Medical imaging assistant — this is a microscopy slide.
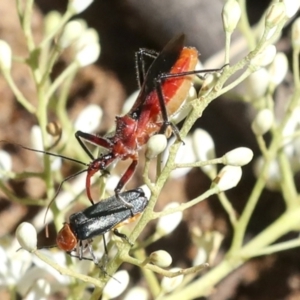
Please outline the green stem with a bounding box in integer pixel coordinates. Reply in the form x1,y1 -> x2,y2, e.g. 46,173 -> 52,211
240,207 -> 300,257
2,71 -> 35,113
238,0 -> 256,49
217,192 -> 237,226
229,137 -> 278,253
277,150 -> 299,209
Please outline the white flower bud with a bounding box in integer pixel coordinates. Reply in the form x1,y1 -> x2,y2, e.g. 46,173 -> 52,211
265,2 -> 286,28
282,107 -> 300,157
124,287 -> 148,300
146,134 -> 167,159
75,28 -> 99,50
74,104 -> 103,132
122,90 -> 140,115
251,108 -> 274,135
68,0 -> 94,14
149,250 -> 172,267
199,73 -> 219,97
72,27 -> 100,67
211,166 -> 242,192
292,17 -> 300,49
222,0 -> 241,33
105,175 -> 121,193
253,156 -> 281,191
59,20 -> 86,48
162,136 -> 196,178
251,45 -> 276,68
76,42 -> 100,67
0,40 -> 12,70
103,270 -> 129,299
16,222 -> 37,251
192,128 -> 216,177
193,247 -> 207,266
0,150 -> 12,179
44,11 -> 62,35
30,125 -> 44,152
157,202 -> 183,235
161,268 -> 184,293
268,52 -> 288,85
222,147 -> 253,166
50,157 -> 62,171
283,0 -> 300,18
171,86 -> 196,124
244,68 -> 270,99
25,279 -> 51,300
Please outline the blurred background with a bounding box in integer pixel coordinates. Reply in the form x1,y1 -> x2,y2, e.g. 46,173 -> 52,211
1,0 -> 300,299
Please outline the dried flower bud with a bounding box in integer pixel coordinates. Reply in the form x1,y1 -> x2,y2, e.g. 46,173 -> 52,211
161,268 -> 184,293
68,0 -> 94,14
251,108 -> 274,135
211,166 -> 242,192
222,147 -> 253,166
103,270 -> 129,298
74,104 -> 103,132
292,17 -> 300,49
149,250 -> 172,267
265,2 -> 286,28
157,203 -> 182,235
0,40 -> 12,70
222,0 -> 241,33
16,222 -> 37,251
46,121 -> 62,137
146,134 -> 167,159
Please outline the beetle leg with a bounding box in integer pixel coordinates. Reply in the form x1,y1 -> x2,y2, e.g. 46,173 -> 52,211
113,228 -> 133,246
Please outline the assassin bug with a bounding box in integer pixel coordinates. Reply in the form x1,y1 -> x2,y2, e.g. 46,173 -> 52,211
2,34 -> 222,212
75,33 -> 224,207
56,188 -> 148,263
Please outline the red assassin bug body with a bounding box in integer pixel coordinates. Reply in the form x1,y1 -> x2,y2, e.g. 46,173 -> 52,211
76,34 -> 199,205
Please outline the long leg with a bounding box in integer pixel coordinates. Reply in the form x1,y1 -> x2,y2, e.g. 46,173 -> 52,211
154,65 -> 227,139
135,48 -> 159,88
44,168 -> 89,229
158,65 -> 228,81
114,159 -> 138,208
154,77 -> 182,140
75,131 -> 113,160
